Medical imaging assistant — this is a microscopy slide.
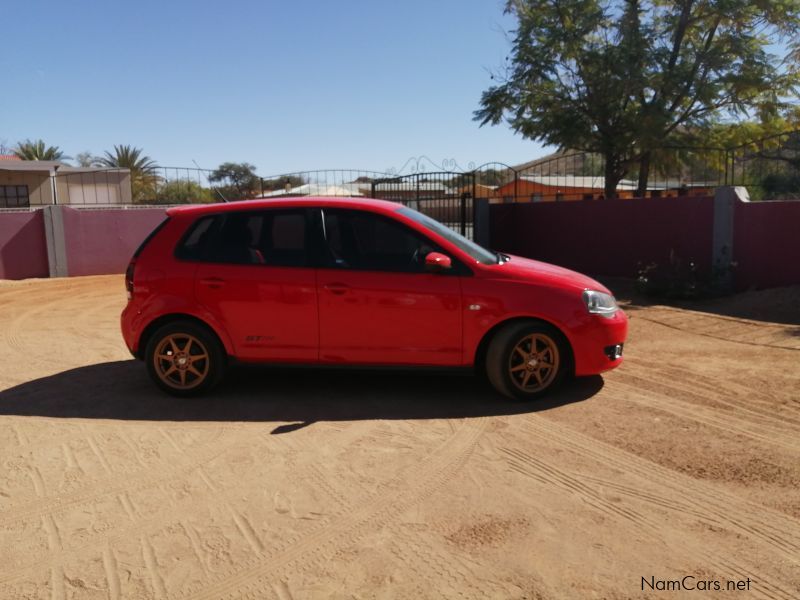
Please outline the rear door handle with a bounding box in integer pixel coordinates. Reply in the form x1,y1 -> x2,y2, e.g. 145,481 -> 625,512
200,277 -> 226,290
323,283 -> 349,295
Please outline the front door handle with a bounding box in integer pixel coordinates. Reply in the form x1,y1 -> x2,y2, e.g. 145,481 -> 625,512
323,283 -> 349,295
200,277 -> 226,290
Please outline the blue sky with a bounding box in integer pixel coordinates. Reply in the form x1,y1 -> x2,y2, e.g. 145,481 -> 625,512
2,0 -> 546,175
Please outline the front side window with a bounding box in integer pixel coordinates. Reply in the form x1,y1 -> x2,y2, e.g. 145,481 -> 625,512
322,209 -> 439,273
397,206 -> 496,265
177,209 -> 309,267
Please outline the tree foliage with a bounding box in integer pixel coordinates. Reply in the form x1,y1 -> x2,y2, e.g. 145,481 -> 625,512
209,162 -> 261,199
154,180 -> 216,204
13,139 -> 67,161
261,175 -> 305,192
74,151 -> 95,168
97,145 -> 158,172
476,0 -> 800,198
97,145 -> 159,203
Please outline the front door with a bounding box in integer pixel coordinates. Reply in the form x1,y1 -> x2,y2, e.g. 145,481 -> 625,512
316,208 -> 462,366
193,208 -> 318,362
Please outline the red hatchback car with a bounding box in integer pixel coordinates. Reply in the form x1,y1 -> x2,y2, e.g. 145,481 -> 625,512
121,198 -> 627,399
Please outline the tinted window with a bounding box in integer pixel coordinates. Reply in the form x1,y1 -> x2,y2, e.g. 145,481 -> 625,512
177,210 -> 309,266
322,210 -> 438,273
175,216 -> 214,260
397,207 -> 496,265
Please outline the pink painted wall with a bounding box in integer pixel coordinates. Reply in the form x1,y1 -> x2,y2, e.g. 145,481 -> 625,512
733,200 -> 800,290
62,207 -> 167,276
0,211 -> 49,279
489,196 -> 715,278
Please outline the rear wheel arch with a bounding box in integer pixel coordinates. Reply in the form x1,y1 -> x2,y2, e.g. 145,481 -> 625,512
137,313 -> 230,360
473,316 -> 575,375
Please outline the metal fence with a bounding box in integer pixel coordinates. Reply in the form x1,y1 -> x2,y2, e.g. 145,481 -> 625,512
53,166 -> 219,207
727,131 -> 800,200
19,132 -> 800,215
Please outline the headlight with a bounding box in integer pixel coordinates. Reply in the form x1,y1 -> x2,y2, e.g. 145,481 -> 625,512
582,290 -> 618,318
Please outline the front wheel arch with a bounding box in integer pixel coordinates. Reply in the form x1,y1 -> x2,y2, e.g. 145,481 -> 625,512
473,317 -> 575,376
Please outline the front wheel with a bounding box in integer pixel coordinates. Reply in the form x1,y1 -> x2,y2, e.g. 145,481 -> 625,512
144,321 -> 225,396
485,322 -> 568,400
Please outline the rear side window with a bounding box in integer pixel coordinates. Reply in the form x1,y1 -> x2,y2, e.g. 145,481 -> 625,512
175,216 -> 215,261
176,210 -> 310,267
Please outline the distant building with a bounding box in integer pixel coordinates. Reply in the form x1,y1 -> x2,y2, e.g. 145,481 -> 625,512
494,175 -> 714,202
259,183 -> 364,198
0,161 -> 132,207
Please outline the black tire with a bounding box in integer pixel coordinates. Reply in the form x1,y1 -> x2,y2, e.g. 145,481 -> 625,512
485,321 -> 568,400
144,320 -> 226,397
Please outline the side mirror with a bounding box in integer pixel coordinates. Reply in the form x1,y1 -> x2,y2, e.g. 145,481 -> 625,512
424,252 -> 452,272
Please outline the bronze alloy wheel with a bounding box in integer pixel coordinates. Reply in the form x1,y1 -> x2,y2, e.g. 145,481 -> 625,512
153,333 -> 211,391
507,333 -> 560,393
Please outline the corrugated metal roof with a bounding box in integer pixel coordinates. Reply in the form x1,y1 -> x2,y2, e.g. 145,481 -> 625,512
518,175 -> 715,191
519,175 -> 640,190
0,161 -> 130,175
260,183 -> 364,197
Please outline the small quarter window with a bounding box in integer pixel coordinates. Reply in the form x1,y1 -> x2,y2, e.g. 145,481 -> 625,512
175,216 -> 216,261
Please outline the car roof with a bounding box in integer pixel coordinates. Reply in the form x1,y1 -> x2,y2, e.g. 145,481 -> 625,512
165,196 -> 404,218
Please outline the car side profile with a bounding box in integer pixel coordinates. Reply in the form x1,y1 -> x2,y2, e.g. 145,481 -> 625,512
121,197 -> 627,400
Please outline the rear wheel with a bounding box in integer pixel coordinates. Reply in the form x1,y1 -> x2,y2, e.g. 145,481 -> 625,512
145,321 -> 225,396
486,322 -> 567,400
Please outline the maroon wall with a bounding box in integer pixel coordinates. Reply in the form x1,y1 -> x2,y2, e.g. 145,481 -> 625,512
490,197 -> 715,278
0,211 -> 49,279
733,201 -> 800,290
62,207 -> 167,276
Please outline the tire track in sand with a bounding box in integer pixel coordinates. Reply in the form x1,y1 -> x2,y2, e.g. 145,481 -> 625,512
500,439 -> 796,600
180,418 -> 488,600
520,415 -> 800,561
608,375 -> 800,452
0,420 -> 380,587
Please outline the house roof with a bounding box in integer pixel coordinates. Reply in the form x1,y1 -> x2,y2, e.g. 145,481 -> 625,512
260,183 -> 364,198
0,155 -> 22,161
0,160 -> 66,173
517,175 -> 717,191
518,175 -> 641,190
370,181 -> 448,192
0,161 -> 130,176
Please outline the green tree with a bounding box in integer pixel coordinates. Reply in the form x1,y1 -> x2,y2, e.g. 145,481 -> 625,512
97,144 -> 158,172
209,162 -> 260,199
476,1 -> 800,198
97,145 -> 159,203
154,180 -> 216,204
74,151 -> 96,167
13,139 -> 67,161
261,174 -> 305,192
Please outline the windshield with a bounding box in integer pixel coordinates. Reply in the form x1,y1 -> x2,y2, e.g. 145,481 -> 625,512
397,206 -> 497,264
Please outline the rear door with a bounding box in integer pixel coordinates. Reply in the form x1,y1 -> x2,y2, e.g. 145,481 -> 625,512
190,208 -> 318,362
316,208 -> 463,366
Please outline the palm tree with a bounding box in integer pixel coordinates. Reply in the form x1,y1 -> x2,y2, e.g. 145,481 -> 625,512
98,145 -> 160,203
97,145 -> 158,173
13,139 -> 67,161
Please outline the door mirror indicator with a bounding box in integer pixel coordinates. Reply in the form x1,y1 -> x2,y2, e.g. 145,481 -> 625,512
424,252 -> 452,271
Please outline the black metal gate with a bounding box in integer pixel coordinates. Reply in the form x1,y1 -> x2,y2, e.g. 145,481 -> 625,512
370,171 -> 476,239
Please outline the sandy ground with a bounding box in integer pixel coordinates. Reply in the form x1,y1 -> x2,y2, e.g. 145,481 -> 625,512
0,275 -> 798,600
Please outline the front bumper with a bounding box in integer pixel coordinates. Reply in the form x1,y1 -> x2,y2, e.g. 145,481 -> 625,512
570,310 -> 628,376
